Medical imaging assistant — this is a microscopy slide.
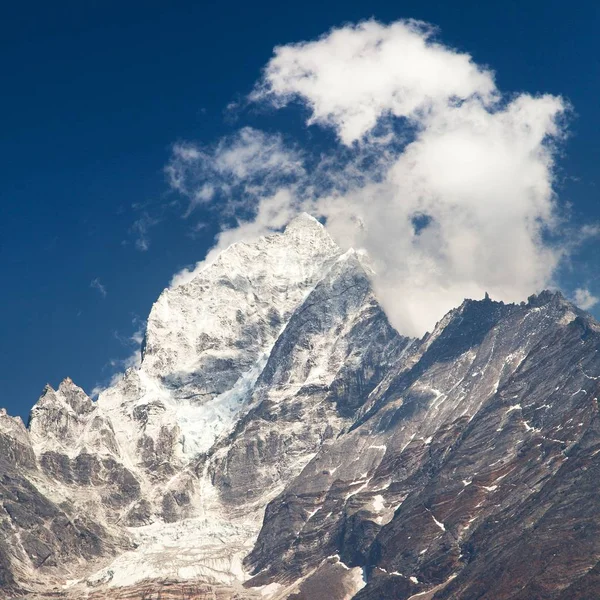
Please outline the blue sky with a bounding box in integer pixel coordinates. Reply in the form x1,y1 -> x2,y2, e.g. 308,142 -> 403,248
1,0 -> 599,421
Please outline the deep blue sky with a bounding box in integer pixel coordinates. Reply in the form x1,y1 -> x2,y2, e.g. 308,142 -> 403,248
1,0 -> 598,421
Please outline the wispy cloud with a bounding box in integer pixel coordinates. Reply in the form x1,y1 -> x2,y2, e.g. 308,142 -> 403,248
166,127 -> 305,218
131,211 -> 161,251
90,278 -> 107,298
163,19 -> 584,336
573,288 -> 599,310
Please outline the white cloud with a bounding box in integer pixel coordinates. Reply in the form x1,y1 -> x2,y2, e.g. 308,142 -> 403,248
252,20 -> 497,145
573,288 -> 599,311
167,19 -> 575,337
90,278 -> 107,298
166,127 -> 304,217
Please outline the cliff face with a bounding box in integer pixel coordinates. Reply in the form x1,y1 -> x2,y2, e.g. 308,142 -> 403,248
2,215 -> 600,599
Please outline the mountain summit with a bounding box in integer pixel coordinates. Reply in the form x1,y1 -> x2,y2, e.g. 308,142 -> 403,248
1,215 -> 599,599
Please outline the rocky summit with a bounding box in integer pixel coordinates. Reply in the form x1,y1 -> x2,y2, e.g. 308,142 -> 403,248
2,213 -> 600,599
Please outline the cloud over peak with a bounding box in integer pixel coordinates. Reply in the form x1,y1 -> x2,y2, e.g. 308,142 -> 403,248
167,19 -> 576,336
166,127 -> 304,217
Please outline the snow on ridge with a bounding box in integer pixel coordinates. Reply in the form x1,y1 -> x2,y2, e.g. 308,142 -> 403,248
141,212 -> 342,382
81,513 -> 255,589
92,213 -> 346,466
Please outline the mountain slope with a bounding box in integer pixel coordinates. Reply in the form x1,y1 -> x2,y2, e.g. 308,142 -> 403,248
1,215 -> 599,599
245,293 -> 600,599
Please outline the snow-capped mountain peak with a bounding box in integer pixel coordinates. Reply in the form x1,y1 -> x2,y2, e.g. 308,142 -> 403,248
3,216 -> 600,600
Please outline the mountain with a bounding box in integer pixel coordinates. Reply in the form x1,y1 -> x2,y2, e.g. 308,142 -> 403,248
1,213 -> 600,599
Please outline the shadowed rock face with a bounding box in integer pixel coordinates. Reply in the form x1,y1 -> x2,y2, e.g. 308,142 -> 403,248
2,216 -> 600,599
0,410 -> 130,598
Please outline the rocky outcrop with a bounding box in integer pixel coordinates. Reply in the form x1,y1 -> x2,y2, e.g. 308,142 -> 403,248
0,409 -> 130,599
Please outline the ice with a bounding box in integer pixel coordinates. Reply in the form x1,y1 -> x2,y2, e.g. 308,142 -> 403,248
175,353 -> 269,458
84,509 -> 261,589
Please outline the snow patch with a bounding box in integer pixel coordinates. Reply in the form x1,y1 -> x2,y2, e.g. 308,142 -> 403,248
371,495 -> 385,512
431,514 -> 446,531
